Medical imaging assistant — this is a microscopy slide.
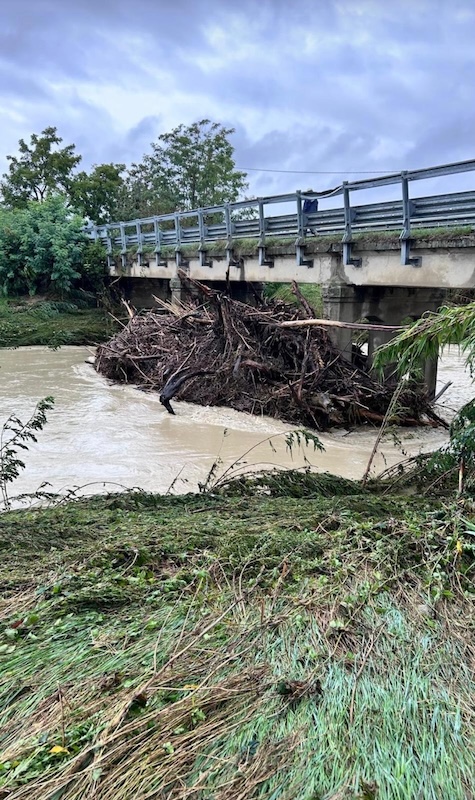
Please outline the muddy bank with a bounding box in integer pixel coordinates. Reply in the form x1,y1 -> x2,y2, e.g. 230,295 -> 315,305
0,297 -> 115,348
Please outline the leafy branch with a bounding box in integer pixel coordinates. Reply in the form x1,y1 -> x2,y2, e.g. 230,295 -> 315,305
373,302 -> 475,378
198,428 -> 324,493
0,397 -> 54,510
374,302 -> 475,495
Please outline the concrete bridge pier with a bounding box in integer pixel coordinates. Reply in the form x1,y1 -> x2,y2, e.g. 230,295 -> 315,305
170,275 -> 184,304
322,285 -> 447,398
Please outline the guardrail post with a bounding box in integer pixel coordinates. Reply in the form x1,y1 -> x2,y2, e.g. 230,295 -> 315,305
153,218 -> 167,266
174,213 -> 188,271
225,204 -> 240,267
400,172 -> 421,267
258,199 -> 273,267
105,227 -> 114,272
342,183 -> 362,267
135,221 -> 146,267
119,223 -> 127,269
87,223 -> 97,240
295,191 -> 313,268
198,209 -> 211,267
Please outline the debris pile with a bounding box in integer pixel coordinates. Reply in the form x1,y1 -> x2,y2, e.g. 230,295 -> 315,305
95,280 -> 438,430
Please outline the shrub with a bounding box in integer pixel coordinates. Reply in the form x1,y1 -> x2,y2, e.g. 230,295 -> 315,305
0,197 -> 104,297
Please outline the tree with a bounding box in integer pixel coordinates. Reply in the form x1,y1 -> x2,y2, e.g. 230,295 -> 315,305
1,127 -> 81,208
124,119 -> 248,218
70,163 -> 126,224
0,196 -> 87,296
114,172 -> 161,220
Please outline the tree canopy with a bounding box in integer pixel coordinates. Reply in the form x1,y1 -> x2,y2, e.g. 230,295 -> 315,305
1,121 -> 248,223
69,163 -> 126,224
0,120 -> 248,297
1,127 -> 81,208
0,196 -> 105,297
122,119 -> 248,218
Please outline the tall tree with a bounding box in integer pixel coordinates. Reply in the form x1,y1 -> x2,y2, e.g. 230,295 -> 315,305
70,163 -> 126,224
1,127 -> 81,208
124,119 -> 248,218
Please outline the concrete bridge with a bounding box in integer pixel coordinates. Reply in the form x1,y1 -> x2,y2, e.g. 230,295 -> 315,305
89,159 -> 475,392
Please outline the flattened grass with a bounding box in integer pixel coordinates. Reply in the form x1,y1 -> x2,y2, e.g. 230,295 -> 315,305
0,298 -> 115,348
0,489 -> 474,799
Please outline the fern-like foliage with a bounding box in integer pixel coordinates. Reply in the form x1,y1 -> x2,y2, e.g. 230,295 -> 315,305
373,302 -> 475,378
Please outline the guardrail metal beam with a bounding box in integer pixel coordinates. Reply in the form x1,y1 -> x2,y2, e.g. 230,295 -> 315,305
87,159 -> 475,270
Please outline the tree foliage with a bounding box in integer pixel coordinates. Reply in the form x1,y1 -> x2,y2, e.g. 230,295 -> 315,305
70,163 -> 126,224
0,197 -> 89,296
121,119 -> 248,218
0,120 -> 248,299
373,302 -> 475,378
1,127 -> 81,208
1,121 -> 248,224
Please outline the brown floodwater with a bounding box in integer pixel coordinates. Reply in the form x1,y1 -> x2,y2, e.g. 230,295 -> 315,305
0,346 -> 472,505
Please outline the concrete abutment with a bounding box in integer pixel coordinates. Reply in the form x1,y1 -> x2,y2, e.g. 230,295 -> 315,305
322,284 -> 447,397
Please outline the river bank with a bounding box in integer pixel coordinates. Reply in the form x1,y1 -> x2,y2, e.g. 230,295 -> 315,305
0,297 -> 116,348
0,483 -> 473,799
1,341 -> 474,797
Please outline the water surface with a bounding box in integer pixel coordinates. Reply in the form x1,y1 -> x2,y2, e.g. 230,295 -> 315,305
0,346 -> 472,503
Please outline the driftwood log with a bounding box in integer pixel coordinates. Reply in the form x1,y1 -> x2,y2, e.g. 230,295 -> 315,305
95,280 -> 442,431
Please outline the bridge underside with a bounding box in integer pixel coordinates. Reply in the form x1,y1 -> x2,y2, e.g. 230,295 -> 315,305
115,237 -> 474,400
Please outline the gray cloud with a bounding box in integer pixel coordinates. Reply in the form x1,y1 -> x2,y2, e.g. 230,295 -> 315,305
1,0 -> 474,199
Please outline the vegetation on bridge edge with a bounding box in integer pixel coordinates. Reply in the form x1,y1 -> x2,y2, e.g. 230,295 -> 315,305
110,225 -> 475,265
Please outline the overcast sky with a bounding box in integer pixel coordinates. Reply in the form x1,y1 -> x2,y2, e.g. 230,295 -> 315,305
1,0 -> 474,199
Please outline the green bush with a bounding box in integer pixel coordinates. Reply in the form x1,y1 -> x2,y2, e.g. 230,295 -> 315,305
0,197 -> 105,297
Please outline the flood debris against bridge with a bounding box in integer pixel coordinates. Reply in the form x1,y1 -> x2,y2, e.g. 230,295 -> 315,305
95,278 -> 440,430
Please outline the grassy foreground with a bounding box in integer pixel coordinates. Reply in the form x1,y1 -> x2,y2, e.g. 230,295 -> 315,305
0,298 -> 115,348
0,481 -> 474,799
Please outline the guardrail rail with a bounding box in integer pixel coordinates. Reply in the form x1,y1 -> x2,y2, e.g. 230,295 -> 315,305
87,158 -> 475,270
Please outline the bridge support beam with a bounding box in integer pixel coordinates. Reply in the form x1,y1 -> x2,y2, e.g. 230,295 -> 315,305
322,285 -> 357,361
170,276 -> 184,305
323,285 -> 447,398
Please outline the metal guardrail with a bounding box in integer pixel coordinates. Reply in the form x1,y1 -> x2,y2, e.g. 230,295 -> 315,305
88,159 -> 475,270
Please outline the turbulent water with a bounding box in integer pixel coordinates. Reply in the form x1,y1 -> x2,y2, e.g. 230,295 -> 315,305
0,345 -> 473,503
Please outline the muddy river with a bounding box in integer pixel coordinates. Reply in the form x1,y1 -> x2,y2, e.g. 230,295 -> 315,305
0,346 -> 472,504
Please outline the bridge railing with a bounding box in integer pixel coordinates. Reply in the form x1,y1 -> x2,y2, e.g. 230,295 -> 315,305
88,159 -> 475,270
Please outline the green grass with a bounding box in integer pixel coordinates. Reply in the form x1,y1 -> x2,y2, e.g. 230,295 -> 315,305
0,297 -> 117,348
0,486 -> 474,799
111,227 -> 475,267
